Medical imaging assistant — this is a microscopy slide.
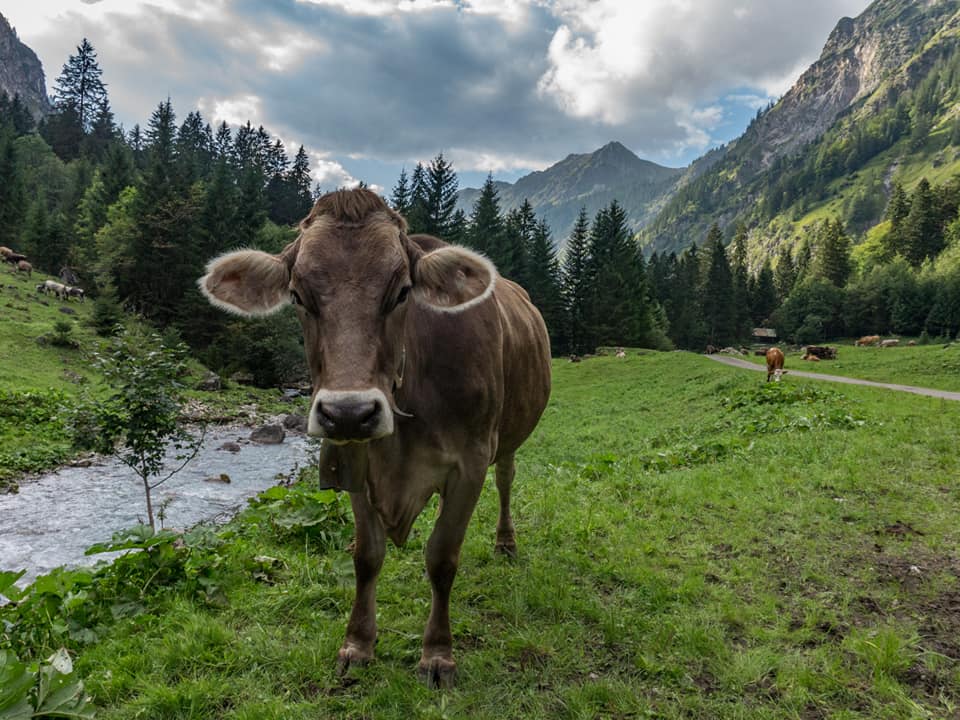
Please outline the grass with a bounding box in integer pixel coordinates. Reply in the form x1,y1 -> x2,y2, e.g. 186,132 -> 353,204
18,350 -> 958,719
738,342 -> 960,392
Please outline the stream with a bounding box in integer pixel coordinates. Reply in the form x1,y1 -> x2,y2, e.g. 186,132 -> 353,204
0,426 -> 317,586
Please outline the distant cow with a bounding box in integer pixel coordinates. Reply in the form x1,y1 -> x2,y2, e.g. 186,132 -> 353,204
65,286 -> 85,302
856,335 -> 880,346
36,279 -> 67,299
16,260 -> 31,277
5,252 -> 28,266
615,347 -> 626,358
199,188 -> 551,688
880,338 -> 899,348
765,347 -> 786,382
802,353 -> 820,362
0,247 -> 12,258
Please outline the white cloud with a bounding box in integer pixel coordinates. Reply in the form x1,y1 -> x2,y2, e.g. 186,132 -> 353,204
294,0 -> 454,16
199,94 -> 264,128
310,153 -> 363,190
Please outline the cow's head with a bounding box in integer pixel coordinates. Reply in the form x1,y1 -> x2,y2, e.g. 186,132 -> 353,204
773,369 -> 788,382
198,188 -> 496,443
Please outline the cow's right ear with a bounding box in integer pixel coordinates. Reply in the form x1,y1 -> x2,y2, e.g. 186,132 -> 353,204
198,249 -> 292,317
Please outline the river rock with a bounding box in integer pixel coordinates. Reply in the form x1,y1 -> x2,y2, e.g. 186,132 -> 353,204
282,413 -> 308,433
250,424 -> 285,444
196,371 -> 222,391
217,441 -> 241,453
203,473 -> 231,484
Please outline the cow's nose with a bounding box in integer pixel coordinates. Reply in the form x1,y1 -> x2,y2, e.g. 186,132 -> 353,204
315,399 -> 382,440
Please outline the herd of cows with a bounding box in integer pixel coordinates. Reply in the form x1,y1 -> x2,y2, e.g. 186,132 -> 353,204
0,246 -> 85,303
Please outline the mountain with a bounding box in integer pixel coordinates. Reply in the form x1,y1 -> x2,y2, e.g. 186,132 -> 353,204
0,12 -> 50,120
643,0 -> 960,259
456,141 -> 683,244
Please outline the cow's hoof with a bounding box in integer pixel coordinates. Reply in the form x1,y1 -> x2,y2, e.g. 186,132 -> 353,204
418,656 -> 457,689
494,539 -> 517,558
336,643 -> 373,678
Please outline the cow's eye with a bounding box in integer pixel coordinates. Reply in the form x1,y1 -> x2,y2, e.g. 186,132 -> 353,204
290,289 -> 303,306
396,286 -> 411,306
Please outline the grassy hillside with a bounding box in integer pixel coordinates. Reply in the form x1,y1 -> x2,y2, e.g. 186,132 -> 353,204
7,351 -> 960,718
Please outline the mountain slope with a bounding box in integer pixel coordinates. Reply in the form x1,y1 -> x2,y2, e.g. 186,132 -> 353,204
0,12 -> 50,120
457,141 -> 683,244
643,0 -> 960,258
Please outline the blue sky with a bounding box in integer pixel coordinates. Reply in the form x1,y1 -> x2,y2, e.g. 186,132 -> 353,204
2,0 -> 871,193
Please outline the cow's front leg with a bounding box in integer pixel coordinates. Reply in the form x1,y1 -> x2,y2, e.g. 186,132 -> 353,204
338,489 -> 386,675
418,472 -> 484,689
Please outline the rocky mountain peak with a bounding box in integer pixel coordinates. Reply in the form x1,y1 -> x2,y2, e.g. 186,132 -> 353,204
0,12 -> 51,120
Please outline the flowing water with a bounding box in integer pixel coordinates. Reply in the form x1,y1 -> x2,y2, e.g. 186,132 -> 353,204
0,426 -> 317,585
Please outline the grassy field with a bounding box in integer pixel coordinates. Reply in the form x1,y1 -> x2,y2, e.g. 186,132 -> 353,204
738,342 -> 960,393
8,351 -> 958,719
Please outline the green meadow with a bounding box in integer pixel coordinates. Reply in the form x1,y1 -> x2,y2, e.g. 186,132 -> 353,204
5,350 -> 960,719
740,342 -> 960,393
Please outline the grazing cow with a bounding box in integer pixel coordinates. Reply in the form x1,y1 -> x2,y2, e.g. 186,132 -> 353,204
5,252 -> 27,267
65,286 -> 85,302
199,188 -> 551,688
0,247 -> 11,258
856,335 -> 880,347
16,260 -> 31,277
36,279 -> 67,300
880,338 -> 899,348
765,347 -> 786,382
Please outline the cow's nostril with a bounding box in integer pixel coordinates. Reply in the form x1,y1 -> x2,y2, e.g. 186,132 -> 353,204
316,399 -> 382,439
360,403 -> 379,424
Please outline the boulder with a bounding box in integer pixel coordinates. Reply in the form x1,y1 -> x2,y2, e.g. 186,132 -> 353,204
282,413 -> 308,433
217,441 -> 241,453
203,473 -> 231,484
196,371 -> 222,391
58,306 -> 76,315
250,424 -> 285,444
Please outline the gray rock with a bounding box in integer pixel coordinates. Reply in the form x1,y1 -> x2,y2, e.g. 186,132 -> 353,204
58,306 -> 77,315
203,473 -> 231,484
250,424 -> 285,444
196,371 -> 222,392
282,413 -> 308,433
217,441 -> 241,453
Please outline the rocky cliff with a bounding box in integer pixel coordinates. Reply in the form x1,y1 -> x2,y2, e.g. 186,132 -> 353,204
0,12 -> 50,120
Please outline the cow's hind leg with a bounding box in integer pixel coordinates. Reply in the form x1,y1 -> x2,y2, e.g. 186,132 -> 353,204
337,490 -> 386,676
494,453 -> 517,557
419,469 -> 484,689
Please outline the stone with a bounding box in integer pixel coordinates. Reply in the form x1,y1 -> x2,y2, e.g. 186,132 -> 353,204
58,306 -> 76,315
196,371 -> 222,391
250,424 -> 285,444
217,441 -> 241,453
230,371 -> 255,386
282,413 -> 308,433
203,473 -> 231,484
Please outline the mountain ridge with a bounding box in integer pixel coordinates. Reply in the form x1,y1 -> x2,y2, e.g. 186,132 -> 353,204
0,12 -> 50,120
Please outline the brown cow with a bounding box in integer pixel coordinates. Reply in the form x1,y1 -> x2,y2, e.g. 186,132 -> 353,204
856,335 -> 880,346
0,246 -> 11,258
765,347 -> 786,382
199,188 -> 551,688
16,260 -> 31,277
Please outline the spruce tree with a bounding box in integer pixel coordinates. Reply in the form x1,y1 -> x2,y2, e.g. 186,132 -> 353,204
525,218 -> 563,351
390,168 -> 411,217
730,223 -> 751,341
406,162 -> 429,233
421,153 -> 459,239
0,127 -> 24,248
466,173 -> 503,256
288,146 -> 314,222
562,207 -> 592,354
814,218 -> 852,286
774,245 -> 796,302
750,261 -> 778,324
902,178 -> 943,265
52,38 -> 107,133
701,224 -> 735,347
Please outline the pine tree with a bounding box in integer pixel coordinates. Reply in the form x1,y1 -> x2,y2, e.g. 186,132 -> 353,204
562,208 -> 592,354
406,162 -> 429,233
500,200 -> 537,284
466,174 -> 503,256
0,127 -> 24,248
701,224 -> 735,346
53,38 -> 108,133
902,178 -> 943,265
814,217 -> 852,286
774,245 -> 796,302
525,218 -> 563,351
750,261 -> 778,324
730,223 -> 751,341
884,182 -> 911,258
390,168 -> 411,217
668,243 -> 707,349
288,146 -> 314,222
421,153 -> 459,239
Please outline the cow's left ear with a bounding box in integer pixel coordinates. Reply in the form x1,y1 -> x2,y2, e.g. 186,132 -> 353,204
412,245 -> 497,312
199,249 -> 292,317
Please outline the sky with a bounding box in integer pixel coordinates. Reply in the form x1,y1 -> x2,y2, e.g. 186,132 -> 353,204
2,0 -> 873,194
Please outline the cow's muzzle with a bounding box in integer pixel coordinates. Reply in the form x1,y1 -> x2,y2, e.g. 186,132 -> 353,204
308,389 -> 394,442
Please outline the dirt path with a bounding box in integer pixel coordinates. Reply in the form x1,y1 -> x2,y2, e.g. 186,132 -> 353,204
706,354 -> 960,402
